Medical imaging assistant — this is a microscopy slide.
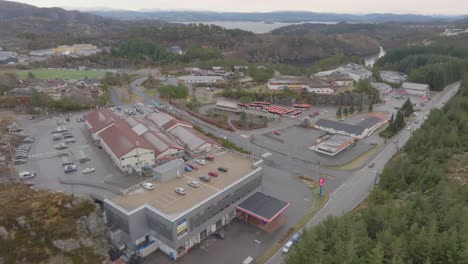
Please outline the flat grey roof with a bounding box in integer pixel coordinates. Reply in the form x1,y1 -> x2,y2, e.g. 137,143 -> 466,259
236,192 -> 289,222
316,119 -> 366,135
111,151 -> 260,217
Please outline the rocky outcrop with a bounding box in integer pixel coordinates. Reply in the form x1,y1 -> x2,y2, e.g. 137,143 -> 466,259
52,239 -> 81,252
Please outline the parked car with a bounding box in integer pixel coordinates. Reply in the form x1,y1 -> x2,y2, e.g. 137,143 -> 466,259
184,165 -> 193,172
205,155 -> 215,161
19,171 -> 36,179
188,180 -> 200,188
196,159 -> 207,165
142,182 -> 154,190
65,138 -> 76,144
175,187 -> 186,195
187,164 -> 199,170
274,130 -> 281,135
407,126 -> 411,131
199,175 -> 211,182
208,171 -> 219,177
13,159 -> 27,165
368,162 -> 375,168
282,240 -> 294,254
218,167 -> 229,172
64,164 -> 77,173
82,168 -> 95,174
55,143 -> 68,150
213,232 -> 224,239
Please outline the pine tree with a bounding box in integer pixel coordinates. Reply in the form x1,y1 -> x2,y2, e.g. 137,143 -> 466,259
343,107 -> 349,116
389,113 -> 395,132
336,105 -> 342,118
368,102 -> 373,112
358,97 -> 363,113
350,105 -> 355,114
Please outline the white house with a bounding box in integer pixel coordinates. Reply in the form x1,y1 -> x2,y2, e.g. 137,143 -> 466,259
401,82 -> 430,96
371,82 -> 393,96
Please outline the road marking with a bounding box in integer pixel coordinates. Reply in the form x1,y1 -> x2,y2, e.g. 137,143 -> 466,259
261,152 -> 272,158
240,134 -> 249,138
184,175 -> 220,191
331,183 -> 346,196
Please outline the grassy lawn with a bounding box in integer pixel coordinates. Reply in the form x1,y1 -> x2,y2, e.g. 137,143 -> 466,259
324,144 -> 381,171
256,176 -> 329,264
144,88 -> 159,98
1,68 -> 106,80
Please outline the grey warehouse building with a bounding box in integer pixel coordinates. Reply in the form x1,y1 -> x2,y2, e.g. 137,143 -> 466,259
104,149 -> 264,260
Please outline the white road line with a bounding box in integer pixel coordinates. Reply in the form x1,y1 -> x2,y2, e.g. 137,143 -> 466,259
261,152 -> 272,158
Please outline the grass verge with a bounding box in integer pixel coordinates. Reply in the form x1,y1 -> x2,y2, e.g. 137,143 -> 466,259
144,88 -> 159,98
323,143 -> 381,171
256,176 -> 329,264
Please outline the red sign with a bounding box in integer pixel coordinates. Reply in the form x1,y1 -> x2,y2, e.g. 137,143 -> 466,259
319,177 -> 325,186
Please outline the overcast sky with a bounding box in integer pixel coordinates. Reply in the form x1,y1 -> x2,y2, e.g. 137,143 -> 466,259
13,0 -> 468,15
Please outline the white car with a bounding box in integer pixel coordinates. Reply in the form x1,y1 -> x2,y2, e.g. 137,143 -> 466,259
19,171 -> 36,179
82,168 -> 95,174
282,240 -> 294,253
142,183 -> 154,190
188,180 -> 200,188
220,135 -> 227,140
407,126 -> 411,131
196,159 -> 207,165
175,187 -> 186,195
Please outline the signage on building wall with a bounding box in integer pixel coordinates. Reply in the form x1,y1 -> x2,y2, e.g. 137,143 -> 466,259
177,218 -> 188,239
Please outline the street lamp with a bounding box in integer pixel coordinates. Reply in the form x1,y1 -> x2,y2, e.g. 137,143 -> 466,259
254,239 -> 262,256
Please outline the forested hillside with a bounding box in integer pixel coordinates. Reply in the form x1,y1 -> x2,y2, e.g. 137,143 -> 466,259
377,45 -> 468,91
287,77 -> 468,263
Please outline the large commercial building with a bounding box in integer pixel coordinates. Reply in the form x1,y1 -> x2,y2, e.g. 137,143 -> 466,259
178,75 -> 225,84
315,115 -> 388,139
311,134 -> 356,156
105,150 -> 272,260
268,76 -> 333,94
401,82 -> 430,96
371,82 -> 393,96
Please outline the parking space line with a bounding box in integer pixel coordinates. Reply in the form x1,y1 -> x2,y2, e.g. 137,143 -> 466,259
184,175 -> 221,191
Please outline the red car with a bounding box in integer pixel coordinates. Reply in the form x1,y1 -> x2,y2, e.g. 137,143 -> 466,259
274,130 -> 281,135
205,155 -> 215,161
187,164 -> 199,170
314,111 -> 320,115
208,171 -> 219,177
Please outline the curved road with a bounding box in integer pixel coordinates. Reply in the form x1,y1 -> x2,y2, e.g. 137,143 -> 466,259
265,82 -> 460,264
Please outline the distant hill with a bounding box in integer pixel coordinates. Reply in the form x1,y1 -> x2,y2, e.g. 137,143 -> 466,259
91,10 -> 467,23
0,0 -> 165,49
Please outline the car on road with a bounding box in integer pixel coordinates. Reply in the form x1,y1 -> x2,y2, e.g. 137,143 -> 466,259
208,171 -> 219,177
196,159 -> 207,165
199,175 -> 211,182
218,167 -> 229,172
274,130 -> 281,135
55,143 -> 68,150
219,135 -> 227,140
415,120 -> 419,124
368,162 -> 375,168
188,180 -> 200,188
175,187 -> 186,195
142,182 -> 154,190
82,168 -> 95,174
213,232 -> 224,239
282,240 -> 294,253
64,164 -> 77,173
407,126 -> 411,131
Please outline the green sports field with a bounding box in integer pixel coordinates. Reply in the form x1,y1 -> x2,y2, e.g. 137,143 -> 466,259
1,68 -> 106,80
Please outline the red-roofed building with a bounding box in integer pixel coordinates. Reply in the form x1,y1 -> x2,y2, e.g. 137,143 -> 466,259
84,109 -> 119,139
99,120 -> 156,172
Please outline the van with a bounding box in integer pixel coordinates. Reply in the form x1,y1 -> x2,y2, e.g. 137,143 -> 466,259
78,150 -> 90,163
282,240 -> 293,254
19,171 -> 36,179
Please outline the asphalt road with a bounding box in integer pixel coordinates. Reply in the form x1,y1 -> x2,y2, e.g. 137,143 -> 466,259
264,81 -> 461,264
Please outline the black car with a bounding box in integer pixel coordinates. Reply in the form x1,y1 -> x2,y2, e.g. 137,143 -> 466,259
368,162 -> 375,168
13,159 -> 27,165
218,167 -> 229,172
213,232 -> 224,239
199,175 -> 211,182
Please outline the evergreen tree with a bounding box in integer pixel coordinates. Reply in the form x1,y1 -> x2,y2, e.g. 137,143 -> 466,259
343,107 -> 349,116
336,105 -> 342,118
368,102 -> 373,112
350,105 -> 355,114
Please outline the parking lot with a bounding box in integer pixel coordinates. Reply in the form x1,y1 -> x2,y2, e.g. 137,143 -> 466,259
14,111 -> 151,199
